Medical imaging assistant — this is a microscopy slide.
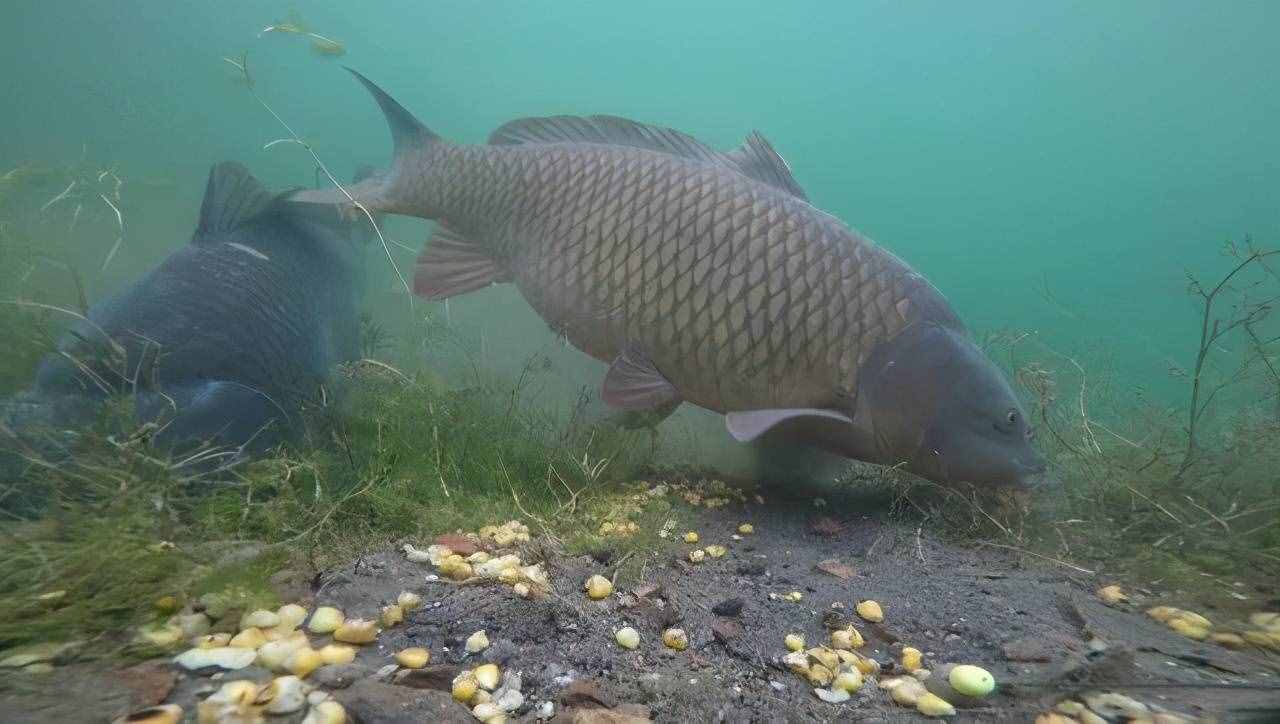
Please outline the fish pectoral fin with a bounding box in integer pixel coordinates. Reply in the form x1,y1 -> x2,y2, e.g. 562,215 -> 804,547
601,347 -> 683,410
724,408 -> 854,443
414,223 -> 510,300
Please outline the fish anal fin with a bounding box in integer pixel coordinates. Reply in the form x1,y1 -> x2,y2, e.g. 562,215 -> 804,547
193,162 -> 274,243
413,223 -> 509,300
725,408 -> 853,443
601,347 -> 683,410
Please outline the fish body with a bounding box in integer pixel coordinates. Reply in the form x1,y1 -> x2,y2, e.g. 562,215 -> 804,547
8,162 -> 366,457
299,70 -> 1047,488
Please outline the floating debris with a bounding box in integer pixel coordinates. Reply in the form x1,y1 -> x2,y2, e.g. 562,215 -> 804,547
584,574 -> 613,600
260,675 -> 310,714
241,609 -> 280,629
301,700 -> 346,724
380,604 -> 404,627
308,606 -> 345,634
319,644 -> 356,665
1096,585 -> 1128,606
856,600 -> 884,623
830,627 -> 864,650
615,627 -> 640,650
174,646 -> 256,671
286,648 -> 324,678
229,627 -> 268,649
901,646 -> 923,673
333,619 -> 378,644
916,692 -> 956,717
260,10 -> 347,58
948,664 -> 995,697
474,663 -> 501,690
453,671 -> 479,703
662,628 -> 689,651
112,704 -> 183,724
396,647 -> 431,669
278,603 -> 309,630
466,630 -> 491,654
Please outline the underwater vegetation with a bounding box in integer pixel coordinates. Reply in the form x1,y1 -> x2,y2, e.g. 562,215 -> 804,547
259,10 -> 346,58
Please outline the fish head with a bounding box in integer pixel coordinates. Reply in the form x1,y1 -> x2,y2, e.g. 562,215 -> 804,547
860,323 -> 1048,489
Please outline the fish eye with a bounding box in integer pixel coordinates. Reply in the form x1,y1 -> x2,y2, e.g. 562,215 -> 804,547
1006,409 -> 1018,425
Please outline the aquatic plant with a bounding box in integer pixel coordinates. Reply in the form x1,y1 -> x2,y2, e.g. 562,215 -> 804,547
37,152 -> 127,271
259,10 -> 346,59
223,52 -> 410,303
0,303 -> 655,652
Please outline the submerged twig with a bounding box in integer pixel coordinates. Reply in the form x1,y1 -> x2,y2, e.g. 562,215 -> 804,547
226,52 -> 412,305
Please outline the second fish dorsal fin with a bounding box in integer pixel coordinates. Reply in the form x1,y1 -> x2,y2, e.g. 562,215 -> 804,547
489,115 -> 807,199
726,132 -> 808,201
193,162 -> 275,243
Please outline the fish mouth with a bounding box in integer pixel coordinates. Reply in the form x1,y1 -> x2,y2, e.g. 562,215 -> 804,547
1013,457 -> 1053,489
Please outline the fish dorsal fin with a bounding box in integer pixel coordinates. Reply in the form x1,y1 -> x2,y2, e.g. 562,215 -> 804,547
726,132 -> 808,201
193,162 -> 274,243
490,115 -> 726,165
489,116 -> 808,199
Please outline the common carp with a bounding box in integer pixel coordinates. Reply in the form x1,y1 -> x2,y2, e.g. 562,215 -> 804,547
6,162 -> 368,461
297,70 -> 1047,488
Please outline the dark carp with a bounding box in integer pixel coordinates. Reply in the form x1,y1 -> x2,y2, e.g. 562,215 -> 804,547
6,162 -> 367,462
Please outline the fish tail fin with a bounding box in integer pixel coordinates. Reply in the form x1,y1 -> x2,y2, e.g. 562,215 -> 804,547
289,68 -> 441,213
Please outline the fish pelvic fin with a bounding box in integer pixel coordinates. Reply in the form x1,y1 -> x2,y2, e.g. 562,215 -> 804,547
601,346 -> 683,410
414,223 -> 510,299
725,408 -> 854,443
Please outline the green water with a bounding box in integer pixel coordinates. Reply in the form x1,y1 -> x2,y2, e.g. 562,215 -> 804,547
2,1 -> 1278,445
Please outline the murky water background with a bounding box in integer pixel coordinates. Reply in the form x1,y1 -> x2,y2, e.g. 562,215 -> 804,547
3,2 -> 1278,464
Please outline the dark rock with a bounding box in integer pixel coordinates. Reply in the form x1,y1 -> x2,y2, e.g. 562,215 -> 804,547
487,638 -> 520,665
711,618 -> 744,644
219,666 -> 275,685
1001,635 -> 1059,663
334,679 -> 473,724
435,534 -> 478,556
551,704 -> 653,724
561,679 -> 617,709
312,663 -> 371,689
814,559 -> 855,580
735,561 -> 767,576
110,660 -> 176,707
392,664 -> 463,691
711,598 -> 744,617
